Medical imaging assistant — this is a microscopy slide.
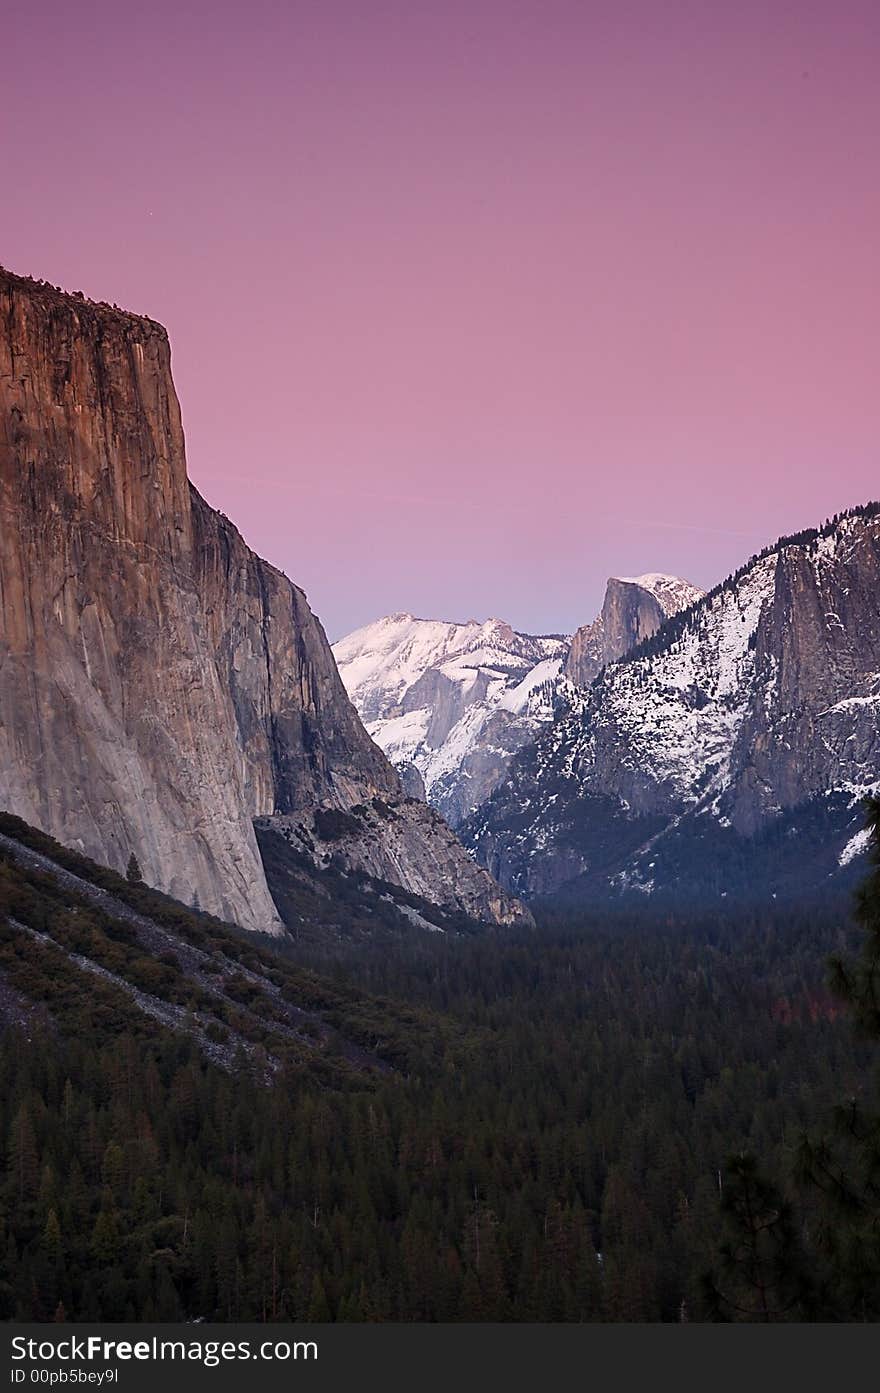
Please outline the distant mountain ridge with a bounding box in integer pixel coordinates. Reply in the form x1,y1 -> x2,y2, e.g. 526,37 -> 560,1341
333,575 -> 702,827
333,614 -> 569,826
463,504 -> 880,903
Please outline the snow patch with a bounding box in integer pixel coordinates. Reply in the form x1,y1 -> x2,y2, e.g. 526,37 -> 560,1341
334,614 -> 569,821
839,826 -> 872,867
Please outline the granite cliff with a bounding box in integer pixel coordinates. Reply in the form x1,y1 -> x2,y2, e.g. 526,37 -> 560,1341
563,574 -> 703,687
0,268 -> 528,931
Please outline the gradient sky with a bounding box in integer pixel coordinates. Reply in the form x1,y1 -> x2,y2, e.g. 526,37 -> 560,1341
5,1 -> 879,639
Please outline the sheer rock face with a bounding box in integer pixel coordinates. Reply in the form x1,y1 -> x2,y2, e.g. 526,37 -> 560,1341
0,268 -> 527,931
730,520 -> 880,834
564,574 -> 703,687
465,511 -> 880,901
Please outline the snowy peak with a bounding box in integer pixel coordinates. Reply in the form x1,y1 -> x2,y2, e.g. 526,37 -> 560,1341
564,572 -> 703,687
334,572 -> 702,826
465,504 -> 880,903
333,614 -> 568,720
333,615 -> 569,826
613,573 -> 704,617
334,613 -> 565,721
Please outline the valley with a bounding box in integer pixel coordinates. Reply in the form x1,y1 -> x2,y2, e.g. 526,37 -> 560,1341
0,808 -> 873,1321
1,265 -> 878,1326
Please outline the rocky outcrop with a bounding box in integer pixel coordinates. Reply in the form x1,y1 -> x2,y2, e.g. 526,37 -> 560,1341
0,267 -> 526,931
333,614 -> 568,825
464,509 -> 880,902
262,797 -> 533,927
730,518 -> 880,834
564,574 -> 703,686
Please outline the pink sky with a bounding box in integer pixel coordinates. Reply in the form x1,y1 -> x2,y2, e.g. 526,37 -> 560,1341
5,1 -> 879,638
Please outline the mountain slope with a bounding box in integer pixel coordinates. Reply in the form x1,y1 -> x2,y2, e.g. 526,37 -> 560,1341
0,811 -> 463,1080
564,573 -> 703,686
464,506 -> 880,902
333,614 -> 568,825
0,267 -> 526,931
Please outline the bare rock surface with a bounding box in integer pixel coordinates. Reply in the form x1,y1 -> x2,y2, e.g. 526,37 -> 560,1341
0,268 -> 523,931
563,574 -> 703,687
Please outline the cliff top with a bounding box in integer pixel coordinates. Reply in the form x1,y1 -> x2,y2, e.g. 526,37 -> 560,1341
0,263 -> 168,338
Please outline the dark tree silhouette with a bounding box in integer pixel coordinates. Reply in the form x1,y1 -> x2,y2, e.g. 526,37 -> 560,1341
795,797 -> 880,1318
704,1154 -> 810,1320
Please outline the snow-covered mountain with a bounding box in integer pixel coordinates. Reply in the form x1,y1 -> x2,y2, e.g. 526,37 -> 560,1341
464,505 -> 880,903
564,573 -> 704,686
333,615 -> 569,826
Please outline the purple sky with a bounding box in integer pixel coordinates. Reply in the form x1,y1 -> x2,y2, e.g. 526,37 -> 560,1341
5,1 -> 879,639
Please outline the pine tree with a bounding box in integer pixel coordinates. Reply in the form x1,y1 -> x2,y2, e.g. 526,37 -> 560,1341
795,796 -> 880,1317
91,1209 -> 119,1265
125,852 -> 142,884
42,1210 -> 62,1261
704,1153 -> 809,1321
8,1103 -> 39,1202
306,1274 -> 331,1321
829,797 -> 880,1035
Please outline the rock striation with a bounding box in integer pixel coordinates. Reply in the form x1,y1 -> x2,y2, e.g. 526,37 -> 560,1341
0,267 -> 528,931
